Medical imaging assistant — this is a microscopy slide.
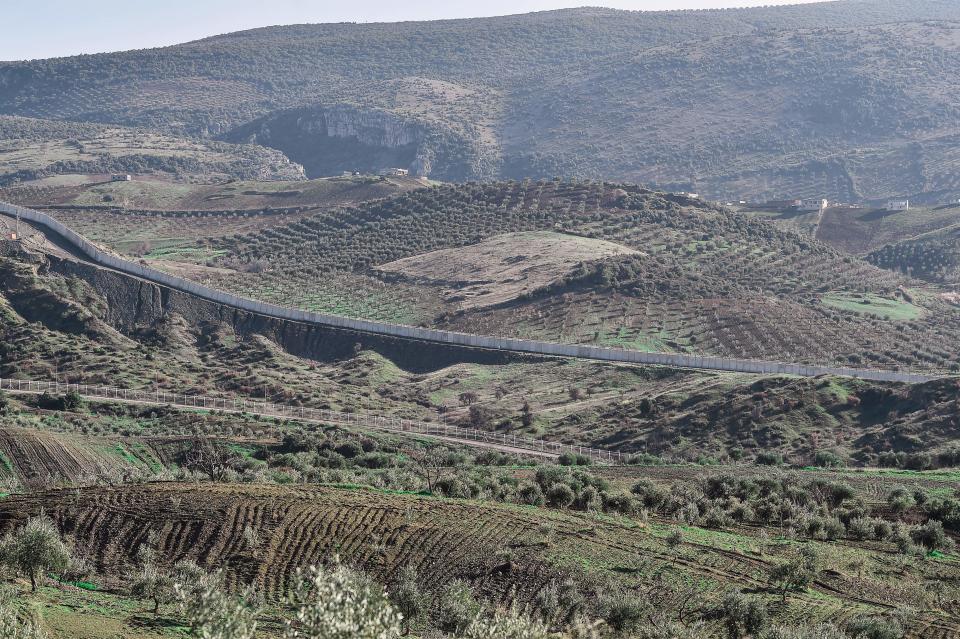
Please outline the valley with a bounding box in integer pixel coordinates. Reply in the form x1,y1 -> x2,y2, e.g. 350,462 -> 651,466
2,2 -> 960,638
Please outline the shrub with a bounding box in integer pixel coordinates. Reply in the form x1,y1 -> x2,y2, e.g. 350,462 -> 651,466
755,451 -> 783,466
813,451 -> 845,468
175,566 -> 259,639
575,485 -> 600,511
886,487 -> 914,514
630,479 -> 667,510
335,442 -> 362,459
889,525 -> 917,555
768,546 -> 820,601
516,482 -> 546,506
558,452 -> 591,466
602,492 -> 637,516
846,615 -> 904,639
702,506 -> 731,529
764,624 -> 848,639
872,520 -> 892,541
910,520 -> 954,553
600,591 -> 646,634
0,586 -> 47,638
847,518 -> 875,541
720,591 -> 768,639
546,483 -> 575,509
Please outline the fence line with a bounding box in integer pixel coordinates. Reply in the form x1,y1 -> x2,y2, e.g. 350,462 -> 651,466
0,378 -> 622,463
0,201 -> 940,384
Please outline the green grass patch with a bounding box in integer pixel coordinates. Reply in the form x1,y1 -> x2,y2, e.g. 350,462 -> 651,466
0,450 -> 14,475
227,443 -> 257,459
821,293 -> 922,320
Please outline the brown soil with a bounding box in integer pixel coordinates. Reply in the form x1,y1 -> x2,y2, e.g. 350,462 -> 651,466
377,231 -> 638,310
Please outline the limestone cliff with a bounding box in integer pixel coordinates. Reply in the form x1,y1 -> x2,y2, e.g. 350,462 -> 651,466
222,104 -> 483,181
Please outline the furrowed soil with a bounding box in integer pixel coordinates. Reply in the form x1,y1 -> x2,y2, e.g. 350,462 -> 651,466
1,481 -> 958,637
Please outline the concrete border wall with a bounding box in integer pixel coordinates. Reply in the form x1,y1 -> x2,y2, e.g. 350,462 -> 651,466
0,201 -> 939,384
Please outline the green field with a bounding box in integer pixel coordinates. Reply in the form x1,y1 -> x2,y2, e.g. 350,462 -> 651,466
821,292 -> 923,320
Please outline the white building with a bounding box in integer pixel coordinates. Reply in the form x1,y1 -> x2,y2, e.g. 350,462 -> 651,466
886,200 -> 910,211
797,198 -> 828,212
379,167 -> 409,177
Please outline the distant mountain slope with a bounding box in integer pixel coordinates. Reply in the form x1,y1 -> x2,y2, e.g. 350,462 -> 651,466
3,2 -> 960,197
0,115 -> 304,185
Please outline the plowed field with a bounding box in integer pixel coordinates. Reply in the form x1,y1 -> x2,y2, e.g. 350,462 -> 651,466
1,482 -> 957,637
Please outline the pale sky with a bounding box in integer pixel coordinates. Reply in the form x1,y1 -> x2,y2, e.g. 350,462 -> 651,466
3,0 -> 826,61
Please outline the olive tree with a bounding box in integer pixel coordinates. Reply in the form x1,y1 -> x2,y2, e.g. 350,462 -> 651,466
174,564 -> 259,639
284,563 -> 402,639
130,545 -> 177,615
463,609 -> 551,639
390,566 -> 427,636
0,514 -> 72,592
768,546 -> 820,602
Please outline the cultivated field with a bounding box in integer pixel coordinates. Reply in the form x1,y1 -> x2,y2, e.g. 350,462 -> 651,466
154,181 -> 960,372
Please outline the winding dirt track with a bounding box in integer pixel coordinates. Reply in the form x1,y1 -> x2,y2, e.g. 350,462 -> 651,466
0,382 -> 562,462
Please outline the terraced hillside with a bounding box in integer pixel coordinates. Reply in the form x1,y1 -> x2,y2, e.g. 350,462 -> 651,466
3,3 -> 960,199
173,181 -> 960,372
746,203 -> 960,288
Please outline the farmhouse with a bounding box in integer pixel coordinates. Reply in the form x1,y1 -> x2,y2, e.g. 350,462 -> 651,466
379,167 -> 409,177
796,198 -> 828,212
111,174 -> 132,182
886,199 -> 910,211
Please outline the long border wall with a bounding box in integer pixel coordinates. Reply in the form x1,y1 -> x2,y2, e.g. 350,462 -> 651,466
0,201 -> 939,384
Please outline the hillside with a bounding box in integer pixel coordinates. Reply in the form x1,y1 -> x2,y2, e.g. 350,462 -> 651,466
3,198 -> 960,638
2,466 -> 959,637
154,181 -> 960,373
4,235 -> 960,467
0,115 -> 304,186
744,203 -> 960,287
2,3 -> 960,198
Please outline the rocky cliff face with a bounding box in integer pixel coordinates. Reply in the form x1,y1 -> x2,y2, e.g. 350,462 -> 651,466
318,105 -> 421,149
222,104 -> 482,181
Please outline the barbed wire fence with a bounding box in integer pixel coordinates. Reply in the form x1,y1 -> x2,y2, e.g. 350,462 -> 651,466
0,377 -> 624,464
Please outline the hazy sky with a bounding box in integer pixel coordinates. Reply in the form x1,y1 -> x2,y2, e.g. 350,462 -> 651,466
3,0 -> 826,61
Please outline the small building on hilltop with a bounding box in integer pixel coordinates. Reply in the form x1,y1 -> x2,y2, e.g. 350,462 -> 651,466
111,174 -> 132,182
886,199 -> 910,211
796,198 -> 828,212
379,167 -> 409,177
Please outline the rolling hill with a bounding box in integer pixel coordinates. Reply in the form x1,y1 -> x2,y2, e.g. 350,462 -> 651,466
143,180 -> 960,373
2,2 -> 960,200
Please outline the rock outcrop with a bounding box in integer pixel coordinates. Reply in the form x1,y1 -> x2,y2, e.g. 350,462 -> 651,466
223,104 -> 482,181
